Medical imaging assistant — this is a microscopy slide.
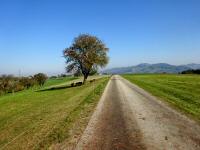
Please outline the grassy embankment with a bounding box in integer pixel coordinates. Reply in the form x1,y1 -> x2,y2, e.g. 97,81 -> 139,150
123,74 -> 200,121
43,77 -> 78,87
0,76 -> 109,149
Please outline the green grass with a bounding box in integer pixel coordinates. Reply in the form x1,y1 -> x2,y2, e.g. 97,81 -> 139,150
122,74 -> 200,121
0,76 -> 109,149
43,77 -> 78,88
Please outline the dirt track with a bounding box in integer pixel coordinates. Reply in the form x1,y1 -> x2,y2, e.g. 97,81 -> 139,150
75,75 -> 200,150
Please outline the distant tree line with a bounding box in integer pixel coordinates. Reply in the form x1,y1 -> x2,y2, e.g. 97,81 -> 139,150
181,69 -> 200,74
49,74 -> 68,79
0,73 -> 47,95
49,70 -> 99,79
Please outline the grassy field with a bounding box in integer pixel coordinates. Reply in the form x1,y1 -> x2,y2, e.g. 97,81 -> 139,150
123,74 -> 200,121
43,77 -> 78,88
0,76 -> 109,149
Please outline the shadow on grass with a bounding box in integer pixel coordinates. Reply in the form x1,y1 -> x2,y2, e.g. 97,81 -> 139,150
37,85 -> 74,92
37,79 -> 98,92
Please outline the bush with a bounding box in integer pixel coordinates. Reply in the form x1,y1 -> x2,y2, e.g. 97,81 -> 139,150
34,73 -> 48,86
0,76 -> 15,93
14,83 -> 25,92
19,77 -> 35,89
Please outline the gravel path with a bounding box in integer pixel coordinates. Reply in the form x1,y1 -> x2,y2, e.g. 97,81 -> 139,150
75,75 -> 200,150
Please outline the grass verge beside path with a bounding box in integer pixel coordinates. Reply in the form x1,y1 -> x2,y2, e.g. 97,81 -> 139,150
0,77 -> 109,150
43,77 -> 78,88
122,74 -> 200,122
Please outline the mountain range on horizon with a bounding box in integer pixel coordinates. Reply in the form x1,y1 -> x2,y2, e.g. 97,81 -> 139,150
102,63 -> 200,74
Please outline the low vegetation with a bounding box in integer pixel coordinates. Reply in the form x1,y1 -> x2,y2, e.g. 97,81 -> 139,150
0,76 -> 109,149
123,74 -> 200,121
33,73 -> 48,86
0,73 -> 48,95
181,69 -> 200,74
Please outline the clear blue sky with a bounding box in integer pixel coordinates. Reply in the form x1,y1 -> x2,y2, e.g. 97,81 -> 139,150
0,0 -> 200,75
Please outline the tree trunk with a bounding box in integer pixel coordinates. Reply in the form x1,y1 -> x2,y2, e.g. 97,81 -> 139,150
83,74 -> 88,84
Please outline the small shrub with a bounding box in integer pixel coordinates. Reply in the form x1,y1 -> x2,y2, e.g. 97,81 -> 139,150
19,77 -> 35,89
34,73 -> 48,86
14,83 -> 25,92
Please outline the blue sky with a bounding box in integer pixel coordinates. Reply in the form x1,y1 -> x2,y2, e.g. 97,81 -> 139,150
0,0 -> 200,75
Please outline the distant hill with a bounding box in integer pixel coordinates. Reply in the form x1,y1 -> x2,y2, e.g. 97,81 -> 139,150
102,63 -> 200,74
184,63 -> 200,69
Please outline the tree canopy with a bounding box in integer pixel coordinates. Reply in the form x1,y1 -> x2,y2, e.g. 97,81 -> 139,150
63,34 -> 109,83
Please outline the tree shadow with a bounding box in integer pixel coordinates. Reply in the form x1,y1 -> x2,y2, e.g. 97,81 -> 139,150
36,79 -> 96,92
37,85 -> 74,92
